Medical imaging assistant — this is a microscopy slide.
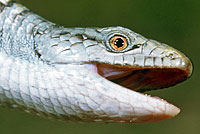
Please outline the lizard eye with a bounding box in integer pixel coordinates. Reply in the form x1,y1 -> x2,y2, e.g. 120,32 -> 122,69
109,35 -> 128,51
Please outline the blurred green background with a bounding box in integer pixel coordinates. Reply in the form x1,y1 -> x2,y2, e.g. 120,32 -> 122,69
0,0 -> 199,134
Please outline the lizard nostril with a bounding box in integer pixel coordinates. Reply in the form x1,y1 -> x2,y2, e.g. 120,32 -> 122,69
168,53 -> 175,59
165,51 -> 179,59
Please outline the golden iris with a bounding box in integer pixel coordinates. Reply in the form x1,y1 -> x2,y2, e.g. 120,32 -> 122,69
110,36 -> 128,51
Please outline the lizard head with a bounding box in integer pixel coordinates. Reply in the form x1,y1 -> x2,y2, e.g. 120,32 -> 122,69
39,26 -> 192,123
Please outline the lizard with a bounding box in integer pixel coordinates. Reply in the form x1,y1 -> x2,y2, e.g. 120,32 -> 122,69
0,0 -> 193,123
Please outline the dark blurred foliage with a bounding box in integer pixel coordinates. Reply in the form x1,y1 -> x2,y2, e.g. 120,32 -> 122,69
0,0 -> 199,134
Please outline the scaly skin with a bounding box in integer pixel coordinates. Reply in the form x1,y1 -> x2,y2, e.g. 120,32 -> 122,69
0,0 -> 192,123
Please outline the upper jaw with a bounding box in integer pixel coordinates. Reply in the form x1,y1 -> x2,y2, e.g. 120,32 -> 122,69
132,39 -> 193,91
92,39 -> 193,92
143,39 -> 192,71
141,39 -> 193,81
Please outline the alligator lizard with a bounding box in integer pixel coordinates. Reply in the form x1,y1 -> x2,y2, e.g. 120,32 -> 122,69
0,0 -> 193,124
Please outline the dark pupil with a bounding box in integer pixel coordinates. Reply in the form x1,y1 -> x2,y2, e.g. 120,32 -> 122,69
114,38 -> 124,48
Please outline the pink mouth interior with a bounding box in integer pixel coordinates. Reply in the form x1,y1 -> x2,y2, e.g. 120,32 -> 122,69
87,63 -> 188,92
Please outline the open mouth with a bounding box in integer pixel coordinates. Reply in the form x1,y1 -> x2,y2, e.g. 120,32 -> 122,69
93,62 -> 192,93
81,60 -> 192,122
84,59 -> 192,96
